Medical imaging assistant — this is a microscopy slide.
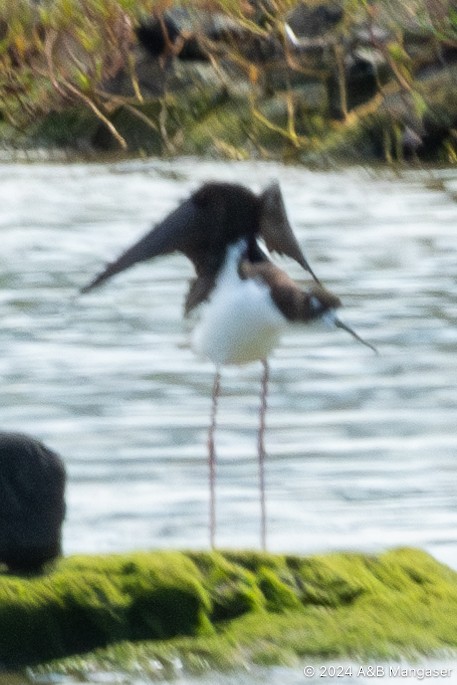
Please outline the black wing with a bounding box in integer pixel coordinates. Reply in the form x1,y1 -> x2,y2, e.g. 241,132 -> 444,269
258,182 -> 320,283
81,197 -> 198,293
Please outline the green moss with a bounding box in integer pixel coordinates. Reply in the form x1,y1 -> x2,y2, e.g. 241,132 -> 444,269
31,108 -> 100,147
183,96 -> 252,157
297,554 -> 367,607
2,547 -> 457,675
188,551 -> 266,620
91,102 -> 164,154
0,551 -> 210,668
257,566 -> 302,613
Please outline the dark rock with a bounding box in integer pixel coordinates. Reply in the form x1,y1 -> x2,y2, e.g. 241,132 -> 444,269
402,125 -> 424,155
329,55 -> 379,119
135,15 -> 182,59
418,117 -> 457,160
136,8 -> 285,68
0,19 -> 7,42
0,432 -> 66,573
135,13 -> 208,62
287,2 -> 344,39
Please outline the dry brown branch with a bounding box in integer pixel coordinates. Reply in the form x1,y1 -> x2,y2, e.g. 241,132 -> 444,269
61,78 -> 128,149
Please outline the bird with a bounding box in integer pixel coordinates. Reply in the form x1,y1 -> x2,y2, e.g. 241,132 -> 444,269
81,181 -> 375,550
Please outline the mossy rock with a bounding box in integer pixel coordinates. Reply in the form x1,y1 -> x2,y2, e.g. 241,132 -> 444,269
296,555 -> 367,607
0,551 -> 210,668
2,547 -> 457,675
30,108 -> 101,149
182,95 -> 253,157
188,551 -> 266,620
257,566 -> 302,612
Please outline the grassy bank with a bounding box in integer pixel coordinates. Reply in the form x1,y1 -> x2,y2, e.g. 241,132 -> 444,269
1,1 -> 457,163
2,547 -> 457,675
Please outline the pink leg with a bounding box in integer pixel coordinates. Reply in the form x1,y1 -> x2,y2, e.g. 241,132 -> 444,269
258,359 -> 269,551
208,369 -> 221,549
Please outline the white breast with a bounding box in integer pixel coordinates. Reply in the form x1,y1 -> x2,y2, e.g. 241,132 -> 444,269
192,242 -> 287,366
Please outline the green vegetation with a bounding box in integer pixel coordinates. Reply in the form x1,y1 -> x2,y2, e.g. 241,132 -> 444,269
2,547 -> 457,676
1,1 -> 457,162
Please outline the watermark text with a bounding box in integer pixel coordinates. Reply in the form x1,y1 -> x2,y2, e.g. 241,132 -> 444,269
303,664 -> 453,680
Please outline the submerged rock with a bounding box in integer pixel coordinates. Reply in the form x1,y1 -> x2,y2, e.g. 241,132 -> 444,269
0,432 -> 66,572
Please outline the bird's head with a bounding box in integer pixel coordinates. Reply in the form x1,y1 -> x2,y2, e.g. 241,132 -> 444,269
306,284 -> 342,320
306,284 -> 378,354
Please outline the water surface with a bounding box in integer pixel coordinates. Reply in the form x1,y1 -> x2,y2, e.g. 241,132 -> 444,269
1,159 -> 456,683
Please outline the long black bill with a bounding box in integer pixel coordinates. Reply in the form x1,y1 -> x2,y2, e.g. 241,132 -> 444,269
81,198 -> 197,293
333,317 -> 378,355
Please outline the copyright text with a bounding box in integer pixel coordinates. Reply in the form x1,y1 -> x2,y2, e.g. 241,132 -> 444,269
303,665 -> 453,680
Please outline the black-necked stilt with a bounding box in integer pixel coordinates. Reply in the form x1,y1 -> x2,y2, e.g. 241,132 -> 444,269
82,181 -> 375,549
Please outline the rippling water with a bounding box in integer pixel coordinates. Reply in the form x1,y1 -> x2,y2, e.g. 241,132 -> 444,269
1,159 -> 457,684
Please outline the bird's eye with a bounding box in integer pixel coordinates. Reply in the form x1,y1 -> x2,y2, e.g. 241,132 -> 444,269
309,295 -> 326,316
